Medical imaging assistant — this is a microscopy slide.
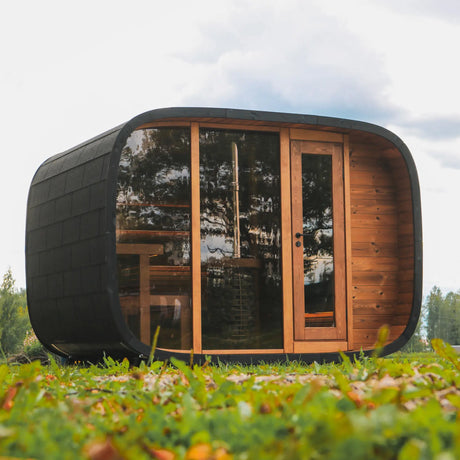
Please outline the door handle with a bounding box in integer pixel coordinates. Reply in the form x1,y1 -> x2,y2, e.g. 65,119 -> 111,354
295,232 -> 310,239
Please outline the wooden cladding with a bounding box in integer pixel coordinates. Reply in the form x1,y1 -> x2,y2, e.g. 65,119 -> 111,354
349,142 -> 414,349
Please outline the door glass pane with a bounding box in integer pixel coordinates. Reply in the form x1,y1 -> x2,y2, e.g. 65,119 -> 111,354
116,127 -> 192,350
200,129 -> 283,349
301,154 -> 335,327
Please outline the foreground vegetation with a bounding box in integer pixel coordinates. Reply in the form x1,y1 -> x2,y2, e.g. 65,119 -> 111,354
0,340 -> 460,459
1,267 -> 460,458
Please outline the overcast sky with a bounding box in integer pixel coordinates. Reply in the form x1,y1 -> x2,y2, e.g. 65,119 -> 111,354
1,0 -> 460,298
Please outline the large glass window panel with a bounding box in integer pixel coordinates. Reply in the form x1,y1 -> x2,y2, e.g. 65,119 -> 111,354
200,129 -> 283,349
116,128 -> 192,350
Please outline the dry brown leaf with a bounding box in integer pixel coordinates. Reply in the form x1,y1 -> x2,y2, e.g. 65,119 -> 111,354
85,439 -> 125,460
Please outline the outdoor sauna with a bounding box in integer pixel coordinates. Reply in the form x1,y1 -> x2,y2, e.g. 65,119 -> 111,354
25,107 -> 422,362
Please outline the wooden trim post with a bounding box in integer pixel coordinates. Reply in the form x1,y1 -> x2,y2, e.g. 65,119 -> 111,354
191,122 -> 202,353
343,135 -> 354,349
280,128 -> 294,352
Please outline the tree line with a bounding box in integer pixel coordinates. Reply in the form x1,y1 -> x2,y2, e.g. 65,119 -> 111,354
403,286 -> 460,352
0,268 -> 32,356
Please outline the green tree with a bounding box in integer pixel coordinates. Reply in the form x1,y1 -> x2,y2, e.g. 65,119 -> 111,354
401,300 -> 429,352
0,268 -> 30,355
442,291 -> 460,344
426,286 -> 443,344
426,286 -> 460,346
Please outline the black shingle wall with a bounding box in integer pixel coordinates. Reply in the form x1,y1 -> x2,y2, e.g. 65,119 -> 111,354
26,127 -> 127,358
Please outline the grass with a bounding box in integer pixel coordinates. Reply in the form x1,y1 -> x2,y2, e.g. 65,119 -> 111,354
0,342 -> 460,459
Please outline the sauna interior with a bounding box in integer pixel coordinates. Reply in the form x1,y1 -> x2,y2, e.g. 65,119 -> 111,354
114,114 -> 420,358
25,108 -> 421,362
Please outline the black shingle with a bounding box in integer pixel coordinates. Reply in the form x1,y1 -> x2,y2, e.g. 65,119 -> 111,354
39,201 -> 56,227
89,236 -> 108,265
41,159 -> 61,180
62,216 -> 80,244
29,227 -> 48,253
71,240 -> 91,269
47,273 -> 63,299
81,265 -> 100,294
101,155 -> 111,179
82,157 -> 104,186
60,148 -> 82,171
39,251 -> 55,276
26,206 -> 41,231
48,174 -> 67,200
95,132 -> 118,158
26,253 -> 40,278
63,269 -> 81,297
64,166 -> 84,193
55,194 -> 72,221
90,181 -> 106,210
71,187 -> 91,216
30,180 -> 50,206
53,246 -> 72,273
80,210 -> 100,239
46,223 -> 63,250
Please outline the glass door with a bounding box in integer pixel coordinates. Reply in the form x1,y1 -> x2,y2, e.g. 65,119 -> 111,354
291,140 -> 346,341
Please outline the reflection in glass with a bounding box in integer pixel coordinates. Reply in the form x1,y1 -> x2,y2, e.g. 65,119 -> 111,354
116,128 -> 192,349
200,129 -> 283,349
301,154 -> 335,327
117,254 -> 140,339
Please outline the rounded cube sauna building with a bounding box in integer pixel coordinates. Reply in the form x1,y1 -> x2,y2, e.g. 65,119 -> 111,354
25,108 -> 422,362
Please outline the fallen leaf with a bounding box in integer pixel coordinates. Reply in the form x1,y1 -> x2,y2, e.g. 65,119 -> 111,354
185,443 -> 213,460
85,439 -> 125,460
144,448 -> 175,460
2,387 -> 18,411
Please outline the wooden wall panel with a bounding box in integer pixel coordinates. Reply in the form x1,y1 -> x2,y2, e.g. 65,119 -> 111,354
353,300 -> 398,316
387,152 -> 415,328
353,326 -> 406,347
349,142 -> 404,350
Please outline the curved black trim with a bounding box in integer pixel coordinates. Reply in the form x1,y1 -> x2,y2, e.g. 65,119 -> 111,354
26,107 -> 422,362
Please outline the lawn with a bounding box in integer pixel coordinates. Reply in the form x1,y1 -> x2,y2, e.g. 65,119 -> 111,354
1,340 -> 460,459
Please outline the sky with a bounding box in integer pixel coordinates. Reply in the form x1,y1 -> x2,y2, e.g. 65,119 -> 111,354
1,0 -> 460,298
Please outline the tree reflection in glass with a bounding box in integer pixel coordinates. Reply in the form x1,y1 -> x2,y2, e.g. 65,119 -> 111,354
200,129 -> 283,349
116,128 -> 192,349
301,154 -> 335,327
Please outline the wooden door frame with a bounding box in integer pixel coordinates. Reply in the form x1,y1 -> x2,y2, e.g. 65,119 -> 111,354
290,140 -> 347,341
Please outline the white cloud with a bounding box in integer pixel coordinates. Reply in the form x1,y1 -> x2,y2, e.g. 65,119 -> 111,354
381,0 -> 460,21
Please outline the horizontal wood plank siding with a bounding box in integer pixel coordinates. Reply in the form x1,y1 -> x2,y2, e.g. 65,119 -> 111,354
353,326 -> 406,347
349,141 -> 411,350
389,151 -> 415,342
